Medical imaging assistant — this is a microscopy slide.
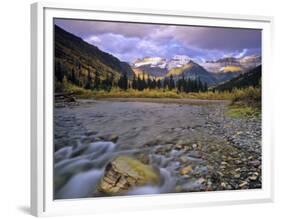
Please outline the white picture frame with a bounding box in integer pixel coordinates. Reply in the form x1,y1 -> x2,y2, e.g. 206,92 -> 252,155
31,2 -> 274,217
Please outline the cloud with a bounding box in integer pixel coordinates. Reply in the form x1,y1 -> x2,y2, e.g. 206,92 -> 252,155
235,49 -> 248,58
55,19 -> 261,62
55,19 -> 157,38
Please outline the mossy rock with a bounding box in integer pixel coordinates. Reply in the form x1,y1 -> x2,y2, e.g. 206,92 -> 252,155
98,156 -> 160,194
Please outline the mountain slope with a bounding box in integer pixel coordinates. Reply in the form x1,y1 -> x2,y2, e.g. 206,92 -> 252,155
134,65 -> 168,77
214,65 -> 261,91
212,72 -> 241,83
204,55 -> 261,74
167,60 -> 217,85
55,25 -> 134,88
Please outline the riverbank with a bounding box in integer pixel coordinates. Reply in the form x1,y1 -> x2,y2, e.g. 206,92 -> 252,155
62,82 -> 260,101
78,97 -> 230,105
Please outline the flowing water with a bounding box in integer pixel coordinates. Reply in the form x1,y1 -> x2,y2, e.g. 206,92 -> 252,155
54,99 -> 261,199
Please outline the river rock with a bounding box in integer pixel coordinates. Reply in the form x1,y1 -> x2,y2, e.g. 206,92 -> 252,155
239,181 -> 248,188
248,160 -> 261,167
98,156 -> 160,194
179,165 -> 193,175
98,134 -> 119,143
249,175 -> 258,181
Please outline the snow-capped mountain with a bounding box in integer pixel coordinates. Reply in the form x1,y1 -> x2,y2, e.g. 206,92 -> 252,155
132,54 -> 261,84
167,55 -> 191,70
133,57 -> 167,69
132,55 -> 192,70
132,55 -> 193,77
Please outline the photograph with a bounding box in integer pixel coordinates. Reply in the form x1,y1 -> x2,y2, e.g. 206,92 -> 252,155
53,18 -> 262,200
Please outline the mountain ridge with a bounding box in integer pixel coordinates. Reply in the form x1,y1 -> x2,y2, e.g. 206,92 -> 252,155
55,25 -> 261,90
213,65 -> 261,91
55,25 -> 134,90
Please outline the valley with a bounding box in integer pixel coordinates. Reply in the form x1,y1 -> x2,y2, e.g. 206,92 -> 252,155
55,25 -> 261,95
53,21 -> 262,199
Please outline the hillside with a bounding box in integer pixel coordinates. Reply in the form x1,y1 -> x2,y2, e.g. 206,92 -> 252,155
54,25 -> 134,90
214,65 -> 261,91
203,55 -> 261,74
134,65 -> 168,77
212,72 -> 241,84
167,60 -> 217,85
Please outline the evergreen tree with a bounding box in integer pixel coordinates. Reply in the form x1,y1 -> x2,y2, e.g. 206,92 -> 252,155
85,68 -> 92,90
177,74 -> 185,92
157,79 -> 162,89
182,76 -> 187,92
94,70 -> 100,90
70,68 -> 77,85
163,77 -> 169,90
203,82 -> 208,92
176,78 -> 181,92
137,75 -> 142,91
198,77 -> 203,92
168,75 -> 175,90
109,74 -> 114,88
56,62 -> 64,82
118,73 -> 128,90
186,78 -> 192,92
132,75 -> 137,90
142,73 -> 147,90
194,79 -> 199,92
102,73 -> 112,91
147,77 -> 152,89
123,73 -> 128,90
152,79 -> 157,89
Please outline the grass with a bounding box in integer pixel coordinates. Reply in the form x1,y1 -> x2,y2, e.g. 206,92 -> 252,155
62,81 -> 257,100
226,86 -> 261,118
59,80 -> 261,118
226,105 -> 260,118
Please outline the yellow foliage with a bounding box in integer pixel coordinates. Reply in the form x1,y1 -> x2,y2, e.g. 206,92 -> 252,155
221,65 -> 242,73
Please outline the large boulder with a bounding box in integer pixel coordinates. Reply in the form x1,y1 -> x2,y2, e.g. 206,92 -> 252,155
98,156 -> 160,194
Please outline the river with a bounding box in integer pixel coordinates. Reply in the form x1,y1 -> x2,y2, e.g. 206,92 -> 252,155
54,99 -> 261,199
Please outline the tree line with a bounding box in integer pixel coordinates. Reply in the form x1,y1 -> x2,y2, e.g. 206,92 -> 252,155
55,61 -> 208,93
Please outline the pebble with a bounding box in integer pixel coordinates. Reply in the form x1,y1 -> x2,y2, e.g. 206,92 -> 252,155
239,181 -> 248,188
249,175 -> 258,181
249,160 -> 261,167
234,174 -> 241,179
54,99 -> 261,196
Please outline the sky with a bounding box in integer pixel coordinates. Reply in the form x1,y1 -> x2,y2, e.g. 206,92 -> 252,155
54,19 -> 261,63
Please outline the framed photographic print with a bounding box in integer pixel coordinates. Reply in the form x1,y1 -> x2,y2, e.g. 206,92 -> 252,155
31,2 -> 274,216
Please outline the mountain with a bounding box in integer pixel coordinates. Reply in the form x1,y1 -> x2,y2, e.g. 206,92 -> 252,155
132,57 -> 168,78
132,55 -> 257,85
55,25 -> 134,89
167,55 -> 191,70
214,65 -> 261,91
132,55 -> 192,78
132,56 -> 217,85
239,55 -> 262,70
133,57 -> 167,68
133,65 -> 168,78
208,57 -> 240,65
203,55 -> 261,74
167,60 -> 217,85
212,72 -> 241,84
